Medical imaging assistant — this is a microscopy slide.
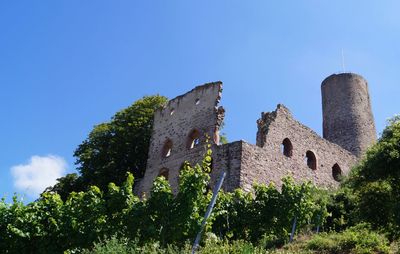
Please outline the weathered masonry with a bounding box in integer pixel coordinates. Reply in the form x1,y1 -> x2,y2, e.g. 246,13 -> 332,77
137,73 -> 376,194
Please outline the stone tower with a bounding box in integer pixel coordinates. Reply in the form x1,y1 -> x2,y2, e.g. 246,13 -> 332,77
321,73 -> 376,157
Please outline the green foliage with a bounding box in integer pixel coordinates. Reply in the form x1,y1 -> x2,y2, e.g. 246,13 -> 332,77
347,116 -> 400,237
0,148 -> 329,253
79,227 -> 392,254
75,228 -> 395,254
1,183 -> 125,253
324,187 -> 357,232
170,149 -> 212,241
46,173 -> 84,201
212,177 -> 329,247
5,92 -> 400,253
0,194 -> 65,253
49,95 -> 168,197
75,95 -> 168,189
219,135 -> 228,145
79,236 -> 270,254
218,121 -> 228,145
62,186 -> 108,250
79,236 -> 185,254
76,230 -> 394,254
105,173 -> 139,236
305,224 -> 390,254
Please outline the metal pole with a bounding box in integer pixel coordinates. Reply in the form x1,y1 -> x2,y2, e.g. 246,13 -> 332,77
289,217 -> 297,243
191,171 -> 226,254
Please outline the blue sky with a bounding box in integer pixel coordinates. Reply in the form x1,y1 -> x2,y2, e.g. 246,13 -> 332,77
1,1 -> 400,202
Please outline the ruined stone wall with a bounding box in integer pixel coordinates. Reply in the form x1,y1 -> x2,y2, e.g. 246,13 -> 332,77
241,104 -> 358,191
136,72 -> 374,196
210,142 -> 243,192
138,82 -> 224,195
322,73 -> 377,157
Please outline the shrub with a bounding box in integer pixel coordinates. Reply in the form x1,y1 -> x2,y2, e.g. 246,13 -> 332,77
324,187 -> 357,232
79,236 -> 184,254
0,149 -> 330,253
79,236 -> 268,254
306,224 -> 390,254
346,116 -> 400,238
212,177 -> 328,247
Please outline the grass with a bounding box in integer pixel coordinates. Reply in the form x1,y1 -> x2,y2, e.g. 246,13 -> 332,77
73,224 -> 396,254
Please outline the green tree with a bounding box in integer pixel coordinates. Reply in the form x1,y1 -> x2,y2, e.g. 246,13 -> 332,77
50,95 -> 168,196
45,173 -> 84,200
347,116 -> 400,237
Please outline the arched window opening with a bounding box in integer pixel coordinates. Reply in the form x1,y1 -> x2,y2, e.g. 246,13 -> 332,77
158,168 -> 169,180
187,129 -> 201,149
161,139 -> 173,158
213,127 -> 220,145
332,163 -> 342,182
305,150 -> 317,170
281,138 -> 293,157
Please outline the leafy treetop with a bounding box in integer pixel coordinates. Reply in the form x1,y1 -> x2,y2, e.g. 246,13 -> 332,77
49,95 -> 168,198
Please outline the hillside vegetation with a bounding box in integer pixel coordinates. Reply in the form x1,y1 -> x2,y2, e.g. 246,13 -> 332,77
1,97 -> 400,253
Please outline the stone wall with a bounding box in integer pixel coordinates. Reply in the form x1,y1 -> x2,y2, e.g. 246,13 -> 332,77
137,73 -> 373,195
138,82 -> 224,195
244,104 -> 357,191
210,141 -> 243,192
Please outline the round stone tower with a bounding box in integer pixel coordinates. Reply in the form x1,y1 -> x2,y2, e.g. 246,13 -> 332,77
321,73 -> 376,157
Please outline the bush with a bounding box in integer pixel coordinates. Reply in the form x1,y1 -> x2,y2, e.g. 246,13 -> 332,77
79,236 -> 184,254
324,187 -> 357,232
212,177 -> 329,247
0,149 -> 329,253
306,224 -> 390,254
346,116 -> 400,238
79,236 -> 268,254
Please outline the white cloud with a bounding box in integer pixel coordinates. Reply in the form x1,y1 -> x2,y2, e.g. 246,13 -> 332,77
11,155 -> 67,198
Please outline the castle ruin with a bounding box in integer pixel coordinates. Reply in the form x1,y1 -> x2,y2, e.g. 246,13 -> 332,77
137,73 -> 376,194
